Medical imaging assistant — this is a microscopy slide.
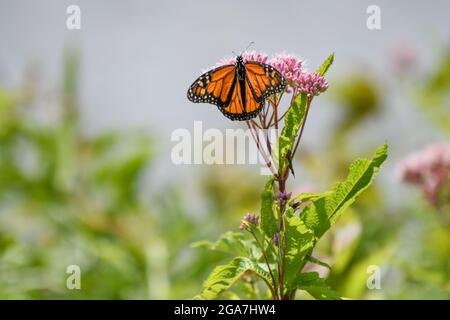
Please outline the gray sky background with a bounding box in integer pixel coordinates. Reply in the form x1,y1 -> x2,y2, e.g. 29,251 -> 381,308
1,0 -> 449,204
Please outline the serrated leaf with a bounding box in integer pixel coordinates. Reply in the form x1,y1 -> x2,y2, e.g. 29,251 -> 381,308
260,177 -> 275,238
283,216 -> 316,286
284,206 -> 295,218
316,53 -> 334,76
290,272 -> 342,300
194,257 -> 273,300
302,144 -> 388,238
191,231 -> 249,257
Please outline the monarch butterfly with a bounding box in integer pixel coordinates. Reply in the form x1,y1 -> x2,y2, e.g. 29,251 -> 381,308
187,55 -> 286,121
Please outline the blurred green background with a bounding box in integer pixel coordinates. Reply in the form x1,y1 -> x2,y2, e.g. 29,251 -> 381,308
0,1 -> 449,299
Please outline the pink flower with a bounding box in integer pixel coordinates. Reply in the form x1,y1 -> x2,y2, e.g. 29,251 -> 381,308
243,213 -> 259,225
239,213 -> 259,230
399,143 -> 450,208
242,51 -> 269,64
270,53 -> 328,97
214,51 -> 269,68
269,53 -> 304,87
211,52 -> 328,97
276,190 -> 292,206
272,233 -> 280,245
214,56 -> 236,67
296,72 -> 329,97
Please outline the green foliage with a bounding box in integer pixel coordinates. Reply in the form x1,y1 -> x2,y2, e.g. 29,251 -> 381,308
194,257 -> 273,300
333,74 -> 381,135
283,216 -> 315,286
195,140 -> 387,299
282,144 -> 388,291
260,177 -> 276,238
302,144 -> 388,238
414,50 -> 450,137
289,272 -> 342,300
277,92 -> 307,171
194,54 -> 390,300
0,52 -> 238,299
316,53 -> 334,76
192,231 -> 253,257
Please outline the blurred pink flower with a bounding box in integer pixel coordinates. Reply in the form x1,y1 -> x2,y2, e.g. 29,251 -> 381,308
391,43 -> 417,72
398,143 -> 450,207
332,222 -> 361,254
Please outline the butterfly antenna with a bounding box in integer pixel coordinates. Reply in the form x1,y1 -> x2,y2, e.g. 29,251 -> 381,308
243,41 -> 255,53
232,42 -> 255,57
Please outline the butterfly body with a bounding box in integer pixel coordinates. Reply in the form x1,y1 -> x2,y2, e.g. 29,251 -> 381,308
187,55 -> 285,121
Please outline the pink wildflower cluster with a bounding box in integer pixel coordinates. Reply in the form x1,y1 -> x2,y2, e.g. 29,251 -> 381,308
269,53 -> 304,87
215,51 -> 328,97
242,51 -> 269,64
269,53 -> 327,96
399,143 -> 450,208
295,72 -> 329,97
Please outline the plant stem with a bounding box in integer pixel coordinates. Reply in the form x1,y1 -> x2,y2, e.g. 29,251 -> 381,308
291,96 -> 312,159
274,94 -> 279,132
250,119 -> 262,129
249,230 -> 279,300
280,214 -> 288,299
247,121 -> 277,176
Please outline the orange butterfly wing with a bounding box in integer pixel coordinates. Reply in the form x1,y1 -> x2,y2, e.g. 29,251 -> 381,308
244,62 -> 285,102
187,59 -> 286,121
221,80 -> 263,121
187,65 -> 236,107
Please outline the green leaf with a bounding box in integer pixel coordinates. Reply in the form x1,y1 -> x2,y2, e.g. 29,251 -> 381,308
284,216 -> 316,286
290,272 -> 342,300
194,257 -> 273,300
289,191 -> 332,205
277,92 -> 308,170
191,231 -> 251,257
316,53 -> 334,76
302,144 -> 388,238
260,177 -> 276,238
